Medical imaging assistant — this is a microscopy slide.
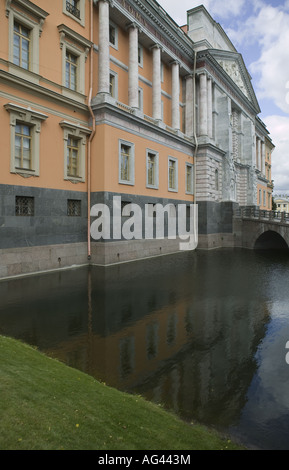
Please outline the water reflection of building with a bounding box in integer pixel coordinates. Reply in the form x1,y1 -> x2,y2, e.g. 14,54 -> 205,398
0,253 -> 271,426
0,0 -> 274,279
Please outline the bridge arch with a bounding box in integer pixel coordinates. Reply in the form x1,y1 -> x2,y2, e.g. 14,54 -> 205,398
254,230 -> 289,251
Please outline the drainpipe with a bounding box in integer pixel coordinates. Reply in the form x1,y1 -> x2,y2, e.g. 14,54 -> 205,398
87,0 -> 96,260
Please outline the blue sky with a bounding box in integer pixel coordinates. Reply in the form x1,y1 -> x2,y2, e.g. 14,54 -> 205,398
157,0 -> 289,194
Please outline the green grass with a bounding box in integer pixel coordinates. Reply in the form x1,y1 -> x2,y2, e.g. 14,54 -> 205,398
0,335 -> 245,450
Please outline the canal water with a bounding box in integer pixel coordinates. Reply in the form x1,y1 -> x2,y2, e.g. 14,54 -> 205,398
1,248 -> 289,450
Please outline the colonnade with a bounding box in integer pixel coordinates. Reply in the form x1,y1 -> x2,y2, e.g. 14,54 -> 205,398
96,0 -> 187,133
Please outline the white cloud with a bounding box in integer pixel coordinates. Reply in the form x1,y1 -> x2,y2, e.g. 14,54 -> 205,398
263,115 -> 289,193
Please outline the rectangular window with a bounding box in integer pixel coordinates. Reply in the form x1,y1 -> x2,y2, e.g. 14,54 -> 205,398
15,196 -> 34,216
67,136 -> 79,177
109,72 -> 118,99
120,144 -> 130,182
186,164 -> 194,194
168,158 -> 178,192
67,199 -> 81,216
66,0 -> 80,19
65,51 -> 78,91
146,151 -> 159,189
13,22 -> 30,70
15,123 -> 32,170
119,141 -> 134,185
138,45 -> 143,67
109,24 -> 117,46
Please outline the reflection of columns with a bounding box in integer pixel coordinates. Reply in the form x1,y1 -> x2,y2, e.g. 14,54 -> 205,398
185,74 -> 194,137
128,24 -> 139,109
171,61 -> 180,130
199,73 -> 208,136
207,77 -> 213,138
152,45 -> 162,121
98,0 -> 110,94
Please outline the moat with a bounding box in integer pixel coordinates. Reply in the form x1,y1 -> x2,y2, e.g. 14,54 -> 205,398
1,248 -> 289,450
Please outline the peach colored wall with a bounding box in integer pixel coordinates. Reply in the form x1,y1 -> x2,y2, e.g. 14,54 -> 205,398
91,123 -> 194,202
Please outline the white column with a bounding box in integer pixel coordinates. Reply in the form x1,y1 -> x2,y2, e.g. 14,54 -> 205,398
256,137 -> 261,170
152,45 -> 162,121
98,0 -> 110,95
261,141 -> 266,175
207,77 -> 213,139
185,74 -> 194,137
128,24 -> 139,109
171,61 -> 180,130
199,73 -> 208,136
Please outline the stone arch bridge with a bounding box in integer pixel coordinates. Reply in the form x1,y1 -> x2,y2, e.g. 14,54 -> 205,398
234,207 -> 289,250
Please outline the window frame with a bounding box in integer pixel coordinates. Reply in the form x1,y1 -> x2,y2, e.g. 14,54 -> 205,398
109,22 -> 118,50
5,103 -> 48,177
62,0 -> 85,26
7,0 -> 48,82
58,24 -> 92,97
146,150 -> 159,190
119,140 -> 135,186
186,163 -> 194,195
60,120 -> 91,183
109,70 -> 118,99
168,156 -> 178,192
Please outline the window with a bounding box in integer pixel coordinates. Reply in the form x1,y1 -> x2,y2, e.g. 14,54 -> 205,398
168,157 -> 178,192
7,1 -> 48,81
67,136 -> 80,177
60,120 -> 91,183
138,87 -> 143,111
58,25 -> 92,96
5,103 -> 48,177
15,196 -> 34,216
186,164 -> 194,194
65,51 -> 78,91
63,0 -> 85,26
66,0 -> 80,19
67,199 -> 81,216
109,71 -> 118,99
13,22 -> 30,70
109,23 -> 118,49
119,141 -> 135,185
146,150 -> 159,189
138,45 -> 143,67
15,124 -> 31,170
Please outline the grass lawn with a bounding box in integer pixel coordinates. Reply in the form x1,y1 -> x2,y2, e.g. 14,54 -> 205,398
0,335 -> 245,450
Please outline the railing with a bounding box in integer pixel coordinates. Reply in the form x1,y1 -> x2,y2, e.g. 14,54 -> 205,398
66,1 -> 81,19
234,207 -> 289,224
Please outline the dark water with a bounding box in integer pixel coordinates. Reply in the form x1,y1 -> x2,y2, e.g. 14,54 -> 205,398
1,248 -> 289,450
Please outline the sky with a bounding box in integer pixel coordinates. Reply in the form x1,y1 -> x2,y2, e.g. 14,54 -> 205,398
157,0 -> 289,195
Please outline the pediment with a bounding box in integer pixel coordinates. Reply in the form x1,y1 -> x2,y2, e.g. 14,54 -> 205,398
217,58 -> 249,98
207,50 -> 261,112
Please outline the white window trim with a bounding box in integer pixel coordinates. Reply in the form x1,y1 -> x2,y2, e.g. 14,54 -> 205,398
60,120 -> 91,183
146,149 -> 159,190
62,0 -> 85,27
109,69 -> 118,100
119,140 -> 135,186
109,21 -> 118,50
7,0 -> 49,83
58,24 -> 91,97
168,156 -> 178,192
185,163 -> 194,195
4,102 -> 48,177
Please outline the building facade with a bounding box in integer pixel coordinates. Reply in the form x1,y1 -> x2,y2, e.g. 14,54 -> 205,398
0,0 -> 274,278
